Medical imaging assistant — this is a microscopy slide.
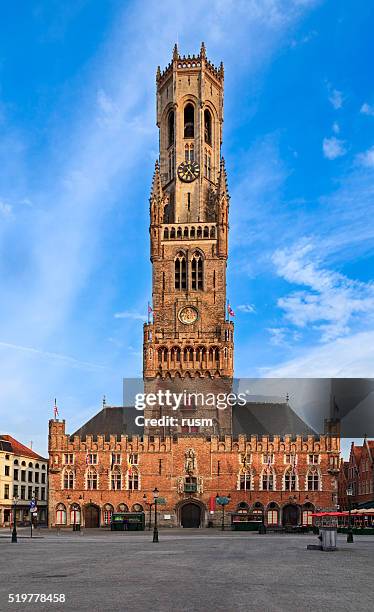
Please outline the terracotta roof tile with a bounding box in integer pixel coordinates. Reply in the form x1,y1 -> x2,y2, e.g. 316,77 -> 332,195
0,435 -> 47,461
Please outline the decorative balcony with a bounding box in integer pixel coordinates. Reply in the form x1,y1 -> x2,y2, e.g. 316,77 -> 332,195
184,483 -> 197,493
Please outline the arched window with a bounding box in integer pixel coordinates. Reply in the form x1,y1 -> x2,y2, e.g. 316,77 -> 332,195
237,502 -> 249,514
168,110 -> 174,147
252,502 -> 264,519
56,503 -> 66,525
111,468 -> 122,490
238,472 -> 253,491
284,468 -> 296,491
261,467 -> 275,491
191,252 -> 203,290
132,503 -> 143,512
175,252 -> 187,290
118,503 -> 129,512
86,468 -> 98,490
267,502 -> 279,525
128,468 -> 139,491
302,503 -> 314,526
70,504 -> 81,525
63,468 -> 74,490
204,109 -> 212,145
184,103 -> 194,138
103,503 -> 114,525
307,468 -> 320,491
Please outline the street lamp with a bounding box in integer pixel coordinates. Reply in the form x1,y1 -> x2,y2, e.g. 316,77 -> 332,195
11,495 -> 19,543
346,486 -> 354,543
153,487 -> 159,543
216,493 -> 231,531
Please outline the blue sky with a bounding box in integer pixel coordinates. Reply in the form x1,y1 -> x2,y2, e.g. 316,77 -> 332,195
0,0 -> 373,456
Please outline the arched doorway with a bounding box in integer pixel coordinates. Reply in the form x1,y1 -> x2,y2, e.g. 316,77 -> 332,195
181,503 -> 201,528
282,504 -> 299,527
84,504 -> 100,528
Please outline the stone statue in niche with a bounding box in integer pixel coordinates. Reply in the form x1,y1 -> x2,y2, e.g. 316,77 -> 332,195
185,448 -> 196,474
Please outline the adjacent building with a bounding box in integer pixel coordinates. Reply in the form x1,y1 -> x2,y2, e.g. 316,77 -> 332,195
338,439 -> 374,510
0,435 -> 48,526
48,44 -> 340,529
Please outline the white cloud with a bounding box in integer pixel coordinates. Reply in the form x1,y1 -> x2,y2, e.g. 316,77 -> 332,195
356,146 -> 374,169
237,303 -> 256,313
360,102 -> 374,116
272,240 -> 374,341
114,311 -> 146,321
332,122 -> 340,134
0,341 -> 106,371
0,200 -> 12,217
322,136 -> 346,160
328,86 -> 343,109
262,330 -> 374,377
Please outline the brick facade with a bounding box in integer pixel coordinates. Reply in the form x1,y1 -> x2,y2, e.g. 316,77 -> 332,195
48,44 -> 341,529
338,439 -> 374,509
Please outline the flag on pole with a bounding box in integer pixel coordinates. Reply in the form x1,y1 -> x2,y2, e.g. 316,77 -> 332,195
147,302 -> 153,324
53,398 -> 59,420
127,458 -> 133,476
227,302 -> 235,318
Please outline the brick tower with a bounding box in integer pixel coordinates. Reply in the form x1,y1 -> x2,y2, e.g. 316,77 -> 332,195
143,44 -> 233,436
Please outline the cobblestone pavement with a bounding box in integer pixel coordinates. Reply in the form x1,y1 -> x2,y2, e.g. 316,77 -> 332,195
0,529 -> 373,612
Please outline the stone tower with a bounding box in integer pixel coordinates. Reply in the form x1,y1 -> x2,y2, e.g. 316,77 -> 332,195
143,44 -> 233,436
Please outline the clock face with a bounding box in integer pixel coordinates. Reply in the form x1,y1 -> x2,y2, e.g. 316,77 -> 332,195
178,306 -> 199,325
177,161 -> 200,183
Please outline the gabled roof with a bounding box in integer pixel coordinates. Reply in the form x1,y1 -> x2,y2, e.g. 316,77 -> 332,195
0,435 -> 47,461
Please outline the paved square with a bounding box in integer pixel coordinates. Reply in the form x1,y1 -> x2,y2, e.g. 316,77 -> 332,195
0,529 -> 373,612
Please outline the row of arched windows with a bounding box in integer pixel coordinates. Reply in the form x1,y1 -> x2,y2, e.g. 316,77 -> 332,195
164,225 -> 216,240
157,345 -> 227,367
238,467 -> 321,492
167,106 -> 212,147
55,502 -> 145,526
236,501 -> 315,527
62,467 -> 140,491
175,251 -> 203,290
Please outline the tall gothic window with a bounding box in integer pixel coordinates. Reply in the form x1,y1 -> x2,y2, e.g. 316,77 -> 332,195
175,252 -> 187,290
262,467 -> 275,491
239,472 -> 252,491
307,468 -> 320,491
204,109 -> 212,145
191,252 -> 203,290
128,468 -> 139,491
284,468 -> 296,491
111,468 -> 122,490
63,468 -> 74,490
168,110 -> 174,147
86,468 -> 98,490
184,103 -> 194,138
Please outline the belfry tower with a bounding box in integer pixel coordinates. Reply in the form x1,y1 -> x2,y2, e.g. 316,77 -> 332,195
143,44 -> 233,436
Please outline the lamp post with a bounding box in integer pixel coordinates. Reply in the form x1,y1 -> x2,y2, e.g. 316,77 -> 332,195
153,487 -> 159,543
346,486 -> 354,543
11,496 -> 19,543
216,493 -> 231,531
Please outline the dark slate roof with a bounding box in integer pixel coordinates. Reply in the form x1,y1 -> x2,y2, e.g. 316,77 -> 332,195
71,407 -> 140,440
71,401 -> 315,440
233,402 -> 316,437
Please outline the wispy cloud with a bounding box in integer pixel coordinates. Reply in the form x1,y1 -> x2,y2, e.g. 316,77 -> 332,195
327,85 -> 343,109
237,303 -> 256,314
114,311 -> 146,321
262,330 -> 374,377
272,240 -> 374,341
360,102 -> 374,116
0,341 -> 106,370
322,136 -> 346,160
356,145 -> 374,169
